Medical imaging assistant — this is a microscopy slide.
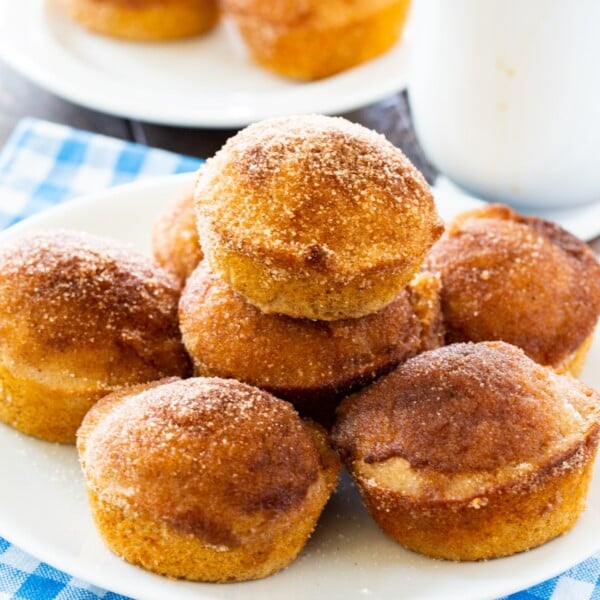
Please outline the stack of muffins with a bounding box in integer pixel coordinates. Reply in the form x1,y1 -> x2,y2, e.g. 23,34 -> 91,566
0,114 -> 599,583
78,114 -> 447,582
58,0 -> 412,80
177,115 -> 445,426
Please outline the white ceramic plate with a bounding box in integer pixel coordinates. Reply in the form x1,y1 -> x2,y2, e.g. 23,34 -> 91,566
0,0 -> 410,128
434,176 -> 600,242
0,174 -> 598,600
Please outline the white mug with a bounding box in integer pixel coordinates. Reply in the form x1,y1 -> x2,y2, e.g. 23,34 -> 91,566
408,0 -> 600,209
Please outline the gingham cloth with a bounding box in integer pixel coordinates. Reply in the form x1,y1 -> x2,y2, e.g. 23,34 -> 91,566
0,118 -> 598,600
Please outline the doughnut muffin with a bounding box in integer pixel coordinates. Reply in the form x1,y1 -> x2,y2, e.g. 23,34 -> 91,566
331,341 -> 600,561
61,0 -> 219,41
77,377 -> 340,581
0,231 -> 190,443
179,263 -> 444,425
222,0 -> 411,80
152,180 -> 203,285
424,204 -> 600,375
195,115 -> 443,321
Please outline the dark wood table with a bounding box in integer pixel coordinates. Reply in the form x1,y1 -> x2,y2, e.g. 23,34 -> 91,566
0,59 -> 435,175
1,59 -> 599,253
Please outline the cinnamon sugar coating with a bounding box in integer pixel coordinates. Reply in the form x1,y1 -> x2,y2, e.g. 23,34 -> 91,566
331,341 -> 600,560
179,263 -> 444,426
78,377 -> 340,581
333,342 -> 598,472
0,231 -> 190,443
424,204 -> 600,370
152,180 -> 203,285
195,115 -> 443,320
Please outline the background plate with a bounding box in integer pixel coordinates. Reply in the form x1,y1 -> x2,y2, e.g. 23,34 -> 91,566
0,0 -> 410,128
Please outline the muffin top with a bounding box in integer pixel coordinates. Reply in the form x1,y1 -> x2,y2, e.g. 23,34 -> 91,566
78,377 -> 324,547
0,230 -> 189,390
195,114 -> 442,281
424,204 -> 600,367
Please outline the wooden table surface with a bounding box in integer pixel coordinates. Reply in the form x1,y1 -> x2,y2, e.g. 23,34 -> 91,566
1,58 -> 598,253
0,59 -> 436,175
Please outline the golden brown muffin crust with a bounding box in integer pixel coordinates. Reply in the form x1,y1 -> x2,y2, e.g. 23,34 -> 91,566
332,342 -> 600,474
0,231 -> 189,388
195,115 -> 443,320
331,341 -> 600,560
152,181 -> 203,285
196,115 -> 442,280
78,377 -> 323,548
179,263 -> 443,425
425,204 -> 600,367
180,263 -> 442,394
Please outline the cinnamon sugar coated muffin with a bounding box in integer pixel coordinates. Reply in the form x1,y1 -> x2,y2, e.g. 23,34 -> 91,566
77,377 -> 340,581
60,0 -> 219,41
424,204 -> 600,376
331,341 -> 600,560
222,0 -> 411,80
179,263 -> 444,426
0,231 -> 190,443
195,115 -> 444,321
152,180 -> 203,285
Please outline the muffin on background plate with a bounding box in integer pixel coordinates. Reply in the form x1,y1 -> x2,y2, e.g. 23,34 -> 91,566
222,0 -> 411,80
60,0 -> 219,41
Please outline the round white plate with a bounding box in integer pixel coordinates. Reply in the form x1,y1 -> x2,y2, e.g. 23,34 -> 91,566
0,174 -> 598,600
0,0 -> 410,128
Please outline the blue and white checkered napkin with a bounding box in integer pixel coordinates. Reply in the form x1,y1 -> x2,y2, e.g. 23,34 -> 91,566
0,117 -> 201,230
0,118 -> 598,600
